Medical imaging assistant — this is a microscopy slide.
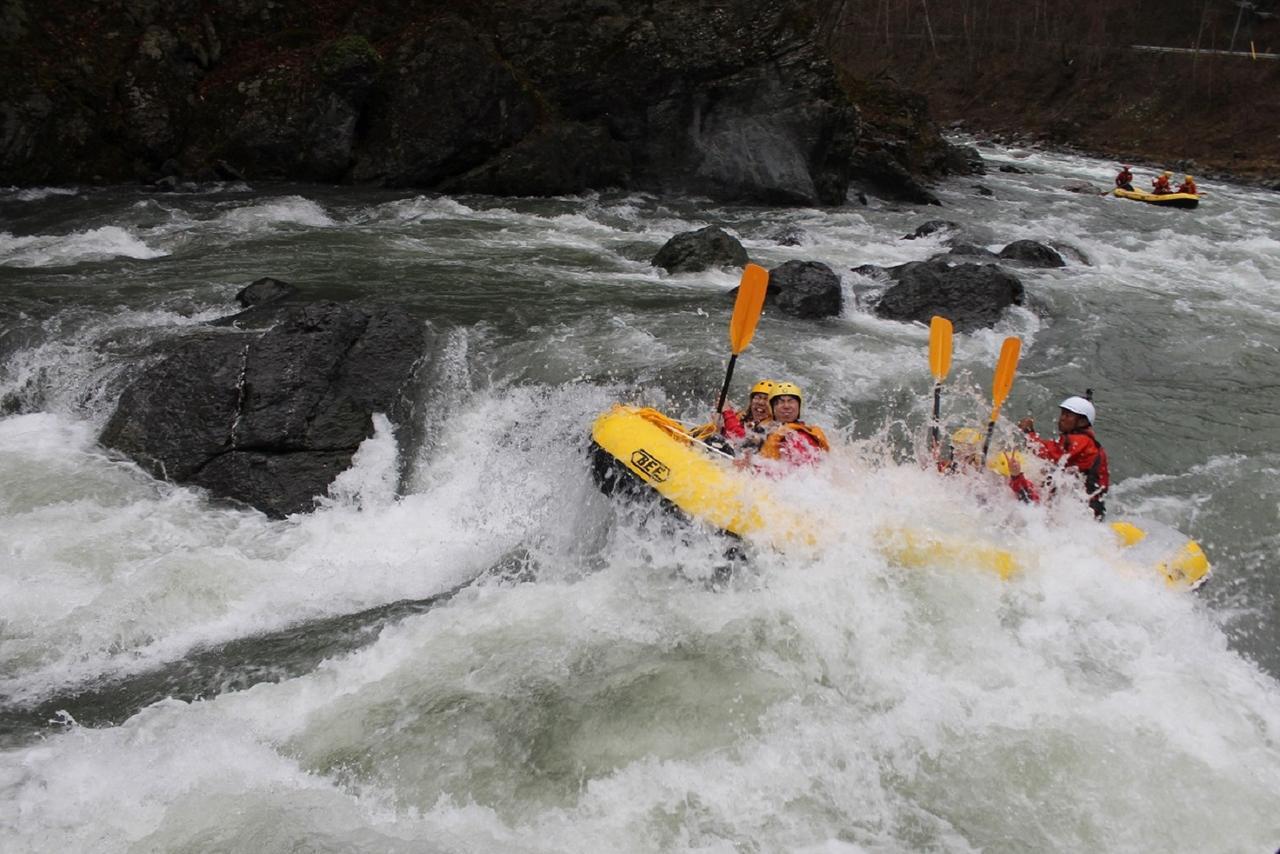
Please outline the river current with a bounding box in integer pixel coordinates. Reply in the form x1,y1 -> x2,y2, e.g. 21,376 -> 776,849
2,144 -> 1278,852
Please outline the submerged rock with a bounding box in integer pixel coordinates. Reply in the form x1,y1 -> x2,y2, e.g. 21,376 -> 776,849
101,301 -> 426,518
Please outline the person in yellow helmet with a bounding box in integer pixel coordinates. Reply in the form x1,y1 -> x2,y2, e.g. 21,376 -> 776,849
1152,171 -> 1173,195
1176,174 -> 1198,195
754,381 -> 830,467
714,379 -> 778,452
943,427 -> 1039,503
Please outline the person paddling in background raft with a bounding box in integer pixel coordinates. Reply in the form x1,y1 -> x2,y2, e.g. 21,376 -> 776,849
1018,395 -> 1110,519
1115,164 -> 1135,191
945,427 -> 1039,503
727,382 -> 829,470
1152,171 -> 1174,195
1177,174 -> 1198,195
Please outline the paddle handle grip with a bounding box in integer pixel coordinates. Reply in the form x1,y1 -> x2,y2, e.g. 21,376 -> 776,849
714,354 -> 739,416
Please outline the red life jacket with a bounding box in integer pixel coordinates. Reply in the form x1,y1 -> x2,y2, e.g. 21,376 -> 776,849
1177,180 -> 1197,195
1152,176 -> 1172,194
1115,169 -> 1133,188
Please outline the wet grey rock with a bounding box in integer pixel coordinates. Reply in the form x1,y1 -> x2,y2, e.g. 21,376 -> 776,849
100,302 -> 426,518
871,259 -> 1024,331
998,240 -> 1065,268
767,225 -> 811,246
933,242 -> 999,262
766,260 -> 842,319
443,122 -> 631,196
942,143 -> 986,176
1050,241 -> 1091,265
236,277 -> 297,307
903,220 -> 961,240
851,150 -> 941,205
1064,180 -> 1101,195
973,184 -> 993,196
999,164 -> 1030,174
652,226 -> 748,274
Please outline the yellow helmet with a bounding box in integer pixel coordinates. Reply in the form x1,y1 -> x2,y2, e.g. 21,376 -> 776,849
987,450 -> 1027,477
1162,171 -> 1172,177
769,381 -> 803,406
1185,175 -> 1193,181
749,379 -> 777,397
951,427 -> 983,448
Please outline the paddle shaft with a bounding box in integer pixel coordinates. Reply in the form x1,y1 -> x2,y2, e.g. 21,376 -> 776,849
930,383 -> 942,448
715,354 -> 739,415
981,418 -> 998,461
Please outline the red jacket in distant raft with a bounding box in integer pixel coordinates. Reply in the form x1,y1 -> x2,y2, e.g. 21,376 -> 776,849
1024,427 -> 1110,518
1151,174 -> 1173,195
1177,178 -> 1198,195
1115,167 -> 1134,190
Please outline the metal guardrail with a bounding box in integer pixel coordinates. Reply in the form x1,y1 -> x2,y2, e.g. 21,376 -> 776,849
1131,44 -> 1279,60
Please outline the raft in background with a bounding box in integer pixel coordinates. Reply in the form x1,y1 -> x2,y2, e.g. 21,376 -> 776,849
589,405 -> 1211,590
1112,188 -> 1201,209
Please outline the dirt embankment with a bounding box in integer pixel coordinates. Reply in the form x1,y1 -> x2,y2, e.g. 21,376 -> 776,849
826,0 -> 1280,187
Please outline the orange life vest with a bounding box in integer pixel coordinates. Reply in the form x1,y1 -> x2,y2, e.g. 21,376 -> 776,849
759,422 -> 830,462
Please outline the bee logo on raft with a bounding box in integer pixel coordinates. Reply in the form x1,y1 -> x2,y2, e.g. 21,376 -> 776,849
630,449 -> 670,483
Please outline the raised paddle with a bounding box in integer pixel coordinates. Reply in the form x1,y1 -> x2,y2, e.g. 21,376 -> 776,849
928,316 -> 953,451
713,263 -> 770,415
981,336 -> 1022,462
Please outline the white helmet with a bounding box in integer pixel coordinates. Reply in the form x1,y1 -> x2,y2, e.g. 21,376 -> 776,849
1059,395 -> 1096,424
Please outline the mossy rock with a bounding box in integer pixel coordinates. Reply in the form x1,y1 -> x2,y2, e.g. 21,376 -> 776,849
317,34 -> 381,80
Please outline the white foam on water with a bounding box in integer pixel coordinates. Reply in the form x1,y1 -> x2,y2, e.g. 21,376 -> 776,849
6,186 -> 80,202
212,195 -> 336,231
0,226 -> 167,268
3,450 -> 1278,852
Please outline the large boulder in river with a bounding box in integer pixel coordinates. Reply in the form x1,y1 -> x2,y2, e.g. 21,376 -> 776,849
767,260 -> 843,319
652,226 -> 748,273
871,259 -> 1025,331
100,302 -> 426,518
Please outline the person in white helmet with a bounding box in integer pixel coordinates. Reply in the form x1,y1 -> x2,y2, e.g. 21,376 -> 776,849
1018,395 -> 1110,518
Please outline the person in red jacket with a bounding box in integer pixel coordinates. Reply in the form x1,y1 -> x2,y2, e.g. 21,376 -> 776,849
724,381 -> 829,469
710,378 -> 778,453
1115,165 -> 1134,191
1018,395 -> 1109,519
1176,175 -> 1198,195
1151,171 -> 1173,195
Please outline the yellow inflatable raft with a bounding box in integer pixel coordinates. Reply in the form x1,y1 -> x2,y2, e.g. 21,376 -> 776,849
589,405 -> 1211,590
1113,188 -> 1200,209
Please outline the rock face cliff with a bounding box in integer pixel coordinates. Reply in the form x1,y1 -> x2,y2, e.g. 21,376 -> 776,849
0,0 -> 975,203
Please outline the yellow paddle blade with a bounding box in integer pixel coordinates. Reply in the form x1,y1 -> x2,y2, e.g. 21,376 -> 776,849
929,316 -> 953,381
988,336 -> 1022,421
729,263 -> 769,354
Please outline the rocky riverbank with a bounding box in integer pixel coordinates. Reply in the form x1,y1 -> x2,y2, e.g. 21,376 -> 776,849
0,0 -> 981,204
